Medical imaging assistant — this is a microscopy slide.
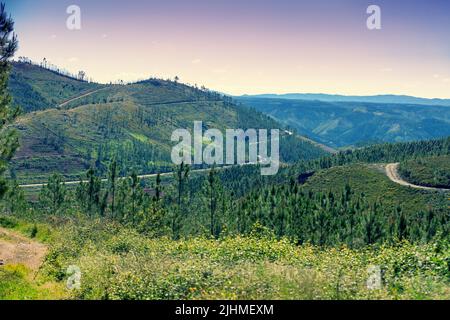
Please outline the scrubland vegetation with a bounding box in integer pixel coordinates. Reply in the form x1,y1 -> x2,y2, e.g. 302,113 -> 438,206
1,215 -> 448,300
399,155 -> 450,189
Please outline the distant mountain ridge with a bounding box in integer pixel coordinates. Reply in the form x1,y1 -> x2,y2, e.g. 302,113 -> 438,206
241,93 -> 450,107
236,96 -> 450,148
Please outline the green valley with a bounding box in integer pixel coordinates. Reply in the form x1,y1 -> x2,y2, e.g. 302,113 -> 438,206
236,96 -> 450,148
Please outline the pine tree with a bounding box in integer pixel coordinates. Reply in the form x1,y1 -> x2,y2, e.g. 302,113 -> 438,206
207,165 -> 219,238
129,171 -> 143,224
141,172 -> 166,236
108,159 -> 118,218
154,173 -> 162,203
397,208 -> 408,241
75,176 -> 87,210
39,174 -> 66,215
86,168 -> 101,215
2,180 -> 26,215
363,202 -> 383,245
172,162 -> 189,239
0,3 -> 18,200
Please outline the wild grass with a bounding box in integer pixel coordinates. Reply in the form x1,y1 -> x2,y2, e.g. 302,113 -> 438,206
39,218 -> 449,300
0,264 -> 66,300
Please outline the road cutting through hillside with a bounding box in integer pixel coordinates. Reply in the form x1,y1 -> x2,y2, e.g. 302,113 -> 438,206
19,170 -> 179,188
18,163 -> 266,189
57,86 -> 111,108
385,163 -> 450,192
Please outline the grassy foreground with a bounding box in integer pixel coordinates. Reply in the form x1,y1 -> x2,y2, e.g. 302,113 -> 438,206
0,218 -> 65,300
1,216 -> 448,300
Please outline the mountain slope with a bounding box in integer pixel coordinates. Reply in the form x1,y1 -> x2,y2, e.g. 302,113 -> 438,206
303,163 -> 448,217
236,97 -> 450,148
9,64 -> 327,183
8,62 -> 102,112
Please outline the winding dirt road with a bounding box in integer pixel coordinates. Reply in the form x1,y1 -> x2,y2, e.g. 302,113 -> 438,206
57,86 -> 110,108
385,163 -> 450,192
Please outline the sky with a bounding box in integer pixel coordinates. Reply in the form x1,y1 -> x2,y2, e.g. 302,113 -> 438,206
4,0 -> 450,98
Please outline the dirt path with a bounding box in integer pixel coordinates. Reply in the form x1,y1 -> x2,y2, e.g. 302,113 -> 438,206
57,86 -> 110,108
385,163 -> 450,192
0,228 -> 47,271
15,86 -> 112,126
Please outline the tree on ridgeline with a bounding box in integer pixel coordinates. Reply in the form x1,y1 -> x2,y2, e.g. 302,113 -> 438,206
78,70 -> 86,81
0,3 -> 19,200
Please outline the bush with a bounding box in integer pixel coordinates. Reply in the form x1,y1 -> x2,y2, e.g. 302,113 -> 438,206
41,219 -> 450,300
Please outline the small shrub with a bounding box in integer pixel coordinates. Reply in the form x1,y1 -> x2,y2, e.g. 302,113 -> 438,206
0,216 -> 18,229
30,224 -> 38,238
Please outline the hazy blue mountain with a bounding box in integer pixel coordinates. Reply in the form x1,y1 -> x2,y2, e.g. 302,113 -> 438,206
241,93 -> 450,107
236,97 -> 450,148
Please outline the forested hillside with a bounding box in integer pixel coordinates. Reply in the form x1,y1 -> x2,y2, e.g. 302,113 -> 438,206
4,138 -> 448,244
2,128 -> 449,300
399,155 -> 450,189
9,63 -> 326,184
290,136 -> 450,177
2,138 -> 449,299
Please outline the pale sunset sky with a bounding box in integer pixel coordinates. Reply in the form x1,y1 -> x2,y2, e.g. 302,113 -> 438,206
4,0 -> 450,98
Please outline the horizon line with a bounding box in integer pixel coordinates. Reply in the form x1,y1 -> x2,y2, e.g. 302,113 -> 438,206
13,58 -> 450,101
